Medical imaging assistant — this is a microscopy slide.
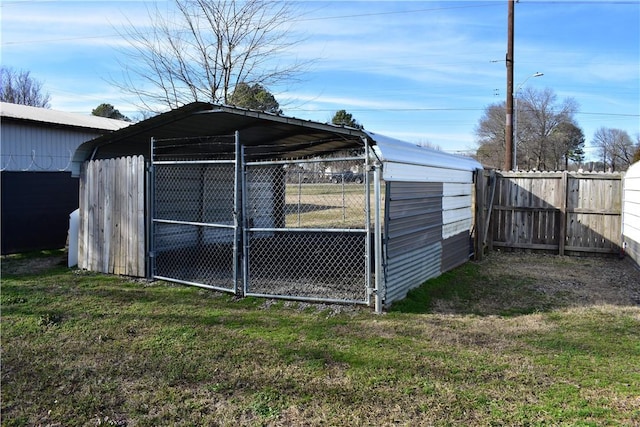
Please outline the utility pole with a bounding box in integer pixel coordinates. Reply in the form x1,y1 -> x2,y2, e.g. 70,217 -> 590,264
505,0 -> 515,171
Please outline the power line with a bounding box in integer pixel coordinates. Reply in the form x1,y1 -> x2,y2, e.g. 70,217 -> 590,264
287,107 -> 639,118
297,2 -> 501,22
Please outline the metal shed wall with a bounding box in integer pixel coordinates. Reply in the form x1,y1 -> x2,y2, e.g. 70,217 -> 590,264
1,121 -> 107,172
623,162 -> 640,267
383,181 -> 443,304
1,102 -> 129,172
1,171 -> 79,254
1,105 -> 130,254
373,135 -> 481,307
382,178 -> 476,306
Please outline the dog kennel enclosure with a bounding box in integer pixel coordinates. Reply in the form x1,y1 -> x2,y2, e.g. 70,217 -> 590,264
73,104 -> 481,311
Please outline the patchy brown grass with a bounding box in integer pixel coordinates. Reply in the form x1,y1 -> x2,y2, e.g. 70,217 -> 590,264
2,251 -> 639,426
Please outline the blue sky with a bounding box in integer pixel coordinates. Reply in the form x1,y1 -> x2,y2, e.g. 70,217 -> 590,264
2,0 -> 638,160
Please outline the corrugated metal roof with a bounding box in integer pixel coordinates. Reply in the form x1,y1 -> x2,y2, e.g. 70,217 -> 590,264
70,102 -> 483,177
370,132 -> 482,172
71,103 -> 368,176
0,102 -> 131,132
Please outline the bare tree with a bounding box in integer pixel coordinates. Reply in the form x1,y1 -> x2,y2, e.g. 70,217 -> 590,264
475,88 -> 579,170
517,87 -> 578,170
113,0 -> 306,112
592,127 -> 635,171
474,103 -> 506,169
0,66 -> 51,108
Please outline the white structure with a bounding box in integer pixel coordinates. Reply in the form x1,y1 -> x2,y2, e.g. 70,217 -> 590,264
622,161 -> 640,266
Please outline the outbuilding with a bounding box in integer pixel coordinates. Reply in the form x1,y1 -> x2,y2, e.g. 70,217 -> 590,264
0,102 -> 130,254
73,103 -> 481,311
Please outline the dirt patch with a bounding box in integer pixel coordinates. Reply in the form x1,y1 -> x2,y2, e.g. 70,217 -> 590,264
1,253 -> 67,276
445,251 -> 640,314
489,252 -> 639,305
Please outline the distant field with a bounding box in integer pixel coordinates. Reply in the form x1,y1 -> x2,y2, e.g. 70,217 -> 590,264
284,182 -> 373,228
2,250 -> 639,426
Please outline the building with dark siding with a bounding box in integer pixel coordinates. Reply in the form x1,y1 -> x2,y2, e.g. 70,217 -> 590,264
1,102 -> 130,254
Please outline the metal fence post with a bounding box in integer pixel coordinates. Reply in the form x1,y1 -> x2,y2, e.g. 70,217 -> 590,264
241,144 -> 249,298
233,131 -> 243,296
373,161 -> 383,314
147,137 -> 156,280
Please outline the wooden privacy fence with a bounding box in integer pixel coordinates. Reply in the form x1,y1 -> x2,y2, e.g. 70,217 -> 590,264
476,170 -> 623,256
78,156 -> 145,276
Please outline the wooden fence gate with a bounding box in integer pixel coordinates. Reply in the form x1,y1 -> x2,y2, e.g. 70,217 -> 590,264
476,171 -> 623,257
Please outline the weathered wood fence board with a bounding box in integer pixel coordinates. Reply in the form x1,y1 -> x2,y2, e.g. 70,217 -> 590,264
78,156 -> 145,276
476,171 -> 623,256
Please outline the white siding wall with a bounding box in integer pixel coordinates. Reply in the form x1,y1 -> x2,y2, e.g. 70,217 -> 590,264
623,162 -> 640,266
383,161 -> 473,183
1,122 -> 105,171
442,182 -> 473,239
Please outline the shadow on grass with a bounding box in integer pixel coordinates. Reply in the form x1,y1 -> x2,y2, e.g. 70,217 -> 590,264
388,263 -> 481,315
388,260 -> 558,317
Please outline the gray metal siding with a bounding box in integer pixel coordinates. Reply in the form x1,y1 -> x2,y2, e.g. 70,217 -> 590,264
383,181 -> 444,306
441,231 -> 471,272
385,242 -> 442,305
1,121 -> 105,172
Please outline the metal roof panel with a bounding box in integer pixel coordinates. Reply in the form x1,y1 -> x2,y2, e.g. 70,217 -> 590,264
1,102 -> 131,132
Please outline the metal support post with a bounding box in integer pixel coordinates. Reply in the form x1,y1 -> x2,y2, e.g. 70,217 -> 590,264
373,161 -> 383,314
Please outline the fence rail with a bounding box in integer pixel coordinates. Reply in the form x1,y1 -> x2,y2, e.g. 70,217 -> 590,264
78,156 -> 145,276
476,170 -> 623,257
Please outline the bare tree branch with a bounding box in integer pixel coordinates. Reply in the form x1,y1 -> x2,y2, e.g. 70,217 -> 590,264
109,0 -> 309,113
1,66 -> 51,108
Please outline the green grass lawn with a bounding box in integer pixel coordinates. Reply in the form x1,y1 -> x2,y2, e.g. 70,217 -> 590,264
2,251 -> 639,426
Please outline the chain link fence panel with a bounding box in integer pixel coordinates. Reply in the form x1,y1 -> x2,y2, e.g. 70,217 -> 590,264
150,139 -> 373,304
246,162 -> 368,230
244,159 -> 371,303
246,230 -> 368,302
154,222 -> 236,290
152,160 -> 238,292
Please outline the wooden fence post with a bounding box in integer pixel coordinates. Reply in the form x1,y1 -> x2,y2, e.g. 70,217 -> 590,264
558,171 -> 568,256
475,170 -> 486,261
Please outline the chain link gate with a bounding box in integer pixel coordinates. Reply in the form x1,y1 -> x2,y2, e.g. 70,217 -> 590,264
150,134 -> 372,305
150,135 -> 241,293
243,158 -> 372,304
